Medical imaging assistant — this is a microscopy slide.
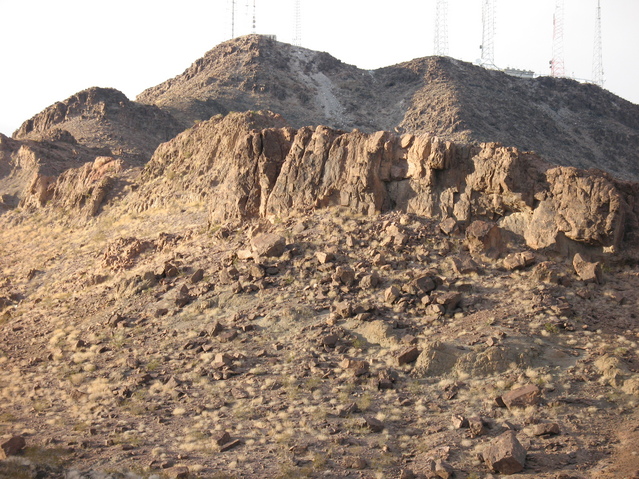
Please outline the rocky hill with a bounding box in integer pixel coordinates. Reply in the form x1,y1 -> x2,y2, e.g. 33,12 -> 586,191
137,35 -> 639,181
14,87 -> 184,164
1,35 -> 639,479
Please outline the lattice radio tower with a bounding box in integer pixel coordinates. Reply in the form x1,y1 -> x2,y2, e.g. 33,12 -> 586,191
551,0 -> 565,77
229,0 -> 236,38
434,0 -> 449,56
293,0 -> 302,46
592,0 -> 604,86
250,0 -> 256,34
480,0 -> 496,68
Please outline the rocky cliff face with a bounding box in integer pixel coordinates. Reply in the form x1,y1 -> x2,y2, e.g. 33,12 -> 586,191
132,111 -> 639,254
13,87 -> 183,163
137,35 -> 639,182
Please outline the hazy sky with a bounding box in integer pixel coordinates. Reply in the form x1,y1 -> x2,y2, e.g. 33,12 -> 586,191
1,0 -> 638,136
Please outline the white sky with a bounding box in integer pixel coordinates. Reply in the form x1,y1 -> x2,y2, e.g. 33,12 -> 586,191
1,0 -> 638,136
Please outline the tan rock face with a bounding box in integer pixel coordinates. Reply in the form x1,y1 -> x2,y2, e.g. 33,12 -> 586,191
132,111 -> 639,254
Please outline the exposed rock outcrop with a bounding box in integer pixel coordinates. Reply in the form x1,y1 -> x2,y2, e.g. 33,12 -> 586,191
131,111 -> 639,254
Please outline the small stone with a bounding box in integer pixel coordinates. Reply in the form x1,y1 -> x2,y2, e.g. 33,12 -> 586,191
164,262 -> 179,278
333,266 -> 355,286
0,435 -> 26,458
573,253 -> 603,284
439,217 -> 459,236
501,384 -> 541,409
363,416 -> 384,432
345,456 -> 368,469
315,251 -> 335,264
468,416 -> 487,437
483,430 -> 527,474
503,251 -> 536,270
434,459 -> 454,479
532,422 -> 560,436
220,439 -> 241,452
340,358 -> 369,376
333,300 -> 353,319
251,233 -> 286,257
107,313 -> 126,328
190,268 -> 204,283
466,220 -> 505,260
385,285 -> 400,304
322,334 -> 339,348
360,271 -> 380,289
214,431 -> 231,446
169,466 -> 190,479
397,346 -> 421,366
452,415 -> 468,429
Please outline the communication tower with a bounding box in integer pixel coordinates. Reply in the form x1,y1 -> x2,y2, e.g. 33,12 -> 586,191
434,0 -> 449,56
480,0 -> 496,68
592,0 -> 604,86
293,0 -> 302,46
551,0 -> 565,77
229,0 -> 236,38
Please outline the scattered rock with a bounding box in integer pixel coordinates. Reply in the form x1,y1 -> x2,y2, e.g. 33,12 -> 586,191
0,435 -> 26,458
190,268 -> 204,283
500,384 -> 541,409
466,220 -> 505,260
385,285 -> 401,304
503,251 -> 536,270
315,251 -> 335,264
531,422 -> 560,436
397,346 -> 421,366
572,253 -> 603,284
363,416 -> 385,432
252,233 -> 286,257
483,430 -> 527,474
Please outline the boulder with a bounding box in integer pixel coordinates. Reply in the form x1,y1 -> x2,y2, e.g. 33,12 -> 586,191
251,233 -> 286,257
483,431 -> 527,474
572,253 -> 603,284
500,384 -> 541,409
503,251 -> 536,271
466,220 -> 505,260
0,435 -> 26,459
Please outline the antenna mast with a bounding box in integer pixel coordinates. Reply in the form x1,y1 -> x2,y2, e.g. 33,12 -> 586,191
293,0 -> 302,46
480,0 -> 496,68
551,0 -> 565,77
434,0 -> 449,56
252,0 -> 256,34
592,0 -> 604,86
230,0 -> 236,38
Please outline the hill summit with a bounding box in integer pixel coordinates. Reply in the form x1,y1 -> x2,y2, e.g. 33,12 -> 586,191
136,34 -> 639,181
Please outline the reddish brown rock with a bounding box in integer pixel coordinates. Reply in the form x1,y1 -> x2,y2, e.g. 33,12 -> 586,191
532,422 -> 560,436
333,266 -> 356,286
363,416 -> 385,432
251,233 -> 286,257
0,435 -> 26,458
573,253 -> 603,284
483,431 -> 527,474
501,384 -> 541,409
503,251 -> 536,271
397,346 -> 421,366
315,251 -> 335,264
385,285 -> 401,304
466,220 -> 505,260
